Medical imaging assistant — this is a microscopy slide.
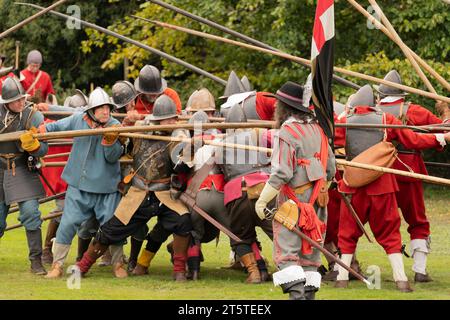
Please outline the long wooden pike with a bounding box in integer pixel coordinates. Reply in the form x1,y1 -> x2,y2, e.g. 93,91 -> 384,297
0,0 -> 69,40
147,0 -> 360,90
122,133 -> 450,187
8,192 -> 65,215
0,122 -> 274,143
346,0 -> 450,92
15,2 -> 227,86
5,212 -> 63,232
147,19 -> 450,103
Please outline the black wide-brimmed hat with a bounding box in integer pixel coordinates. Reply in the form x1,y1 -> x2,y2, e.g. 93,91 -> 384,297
265,81 -> 312,114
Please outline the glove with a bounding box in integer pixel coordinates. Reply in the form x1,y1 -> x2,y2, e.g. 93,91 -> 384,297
255,183 -> 280,220
317,183 -> 330,208
20,127 -> 40,152
103,124 -> 127,145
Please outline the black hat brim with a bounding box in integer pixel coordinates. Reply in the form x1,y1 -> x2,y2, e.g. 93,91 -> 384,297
264,93 -> 313,114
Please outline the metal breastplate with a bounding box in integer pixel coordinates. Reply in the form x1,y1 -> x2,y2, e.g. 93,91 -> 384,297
0,105 -> 33,162
376,102 -> 409,120
219,130 -> 266,181
242,94 -> 260,120
377,102 -> 414,153
132,138 -> 173,183
345,110 -> 384,161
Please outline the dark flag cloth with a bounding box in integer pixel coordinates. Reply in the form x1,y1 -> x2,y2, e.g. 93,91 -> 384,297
311,0 -> 335,143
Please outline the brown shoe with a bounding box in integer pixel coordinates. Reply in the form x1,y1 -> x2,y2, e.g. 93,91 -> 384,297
113,263 -> 128,278
240,253 -> 262,284
45,262 -> 63,279
335,280 -> 349,288
396,281 -> 414,292
173,271 -> 187,282
414,273 -> 433,283
322,270 -> 338,281
132,263 -> 148,276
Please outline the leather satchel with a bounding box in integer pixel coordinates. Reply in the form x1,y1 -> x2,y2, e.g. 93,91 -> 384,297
343,115 -> 397,188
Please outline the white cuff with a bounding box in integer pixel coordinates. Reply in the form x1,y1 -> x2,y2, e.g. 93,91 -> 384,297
273,265 -> 306,286
434,134 -> 446,147
304,271 -> 322,289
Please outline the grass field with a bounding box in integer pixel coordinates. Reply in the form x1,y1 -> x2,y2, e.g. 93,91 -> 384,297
0,187 -> 448,300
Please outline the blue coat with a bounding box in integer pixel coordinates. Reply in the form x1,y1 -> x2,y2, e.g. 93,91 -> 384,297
45,113 -> 123,194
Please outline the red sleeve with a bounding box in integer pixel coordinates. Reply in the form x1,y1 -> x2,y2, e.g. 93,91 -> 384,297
385,113 -> 441,151
255,92 -> 277,120
406,103 -> 442,126
333,116 -> 346,148
44,72 -> 55,97
164,87 -> 182,114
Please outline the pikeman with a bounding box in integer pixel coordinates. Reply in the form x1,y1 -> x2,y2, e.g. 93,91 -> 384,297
178,110 -> 227,280
134,65 -> 182,115
255,81 -> 336,300
374,70 -> 450,282
43,87 -> 125,278
20,50 -> 56,104
0,77 -> 49,275
76,94 -> 193,281
111,80 -> 149,272
334,85 -> 450,292
219,71 -> 277,121
215,103 -> 274,284
40,90 -> 88,265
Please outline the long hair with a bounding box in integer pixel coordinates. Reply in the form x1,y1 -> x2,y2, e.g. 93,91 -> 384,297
274,100 -> 315,128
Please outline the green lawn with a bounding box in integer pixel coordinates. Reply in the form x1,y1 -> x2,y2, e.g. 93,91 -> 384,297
0,187 -> 448,300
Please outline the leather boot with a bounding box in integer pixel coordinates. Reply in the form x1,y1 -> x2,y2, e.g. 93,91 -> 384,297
322,262 -> 338,281
128,238 -> 144,273
42,219 -> 59,264
240,253 -> 262,284
76,237 -> 92,262
414,272 -> 433,283
172,234 -> 190,281
110,245 -> 128,278
76,242 -> 109,276
26,229 -> 47,275
132,249 -> 155,276
45,243 -> 71,279
113,263 -> 128,278
280,280 -> 306,300
335,280 -> 349,288
396,280 -> 414,293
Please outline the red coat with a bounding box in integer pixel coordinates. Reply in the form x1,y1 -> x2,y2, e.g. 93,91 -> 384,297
335,106 -> 442,195
134,87 -> 182,115
20,69 -> 55,102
